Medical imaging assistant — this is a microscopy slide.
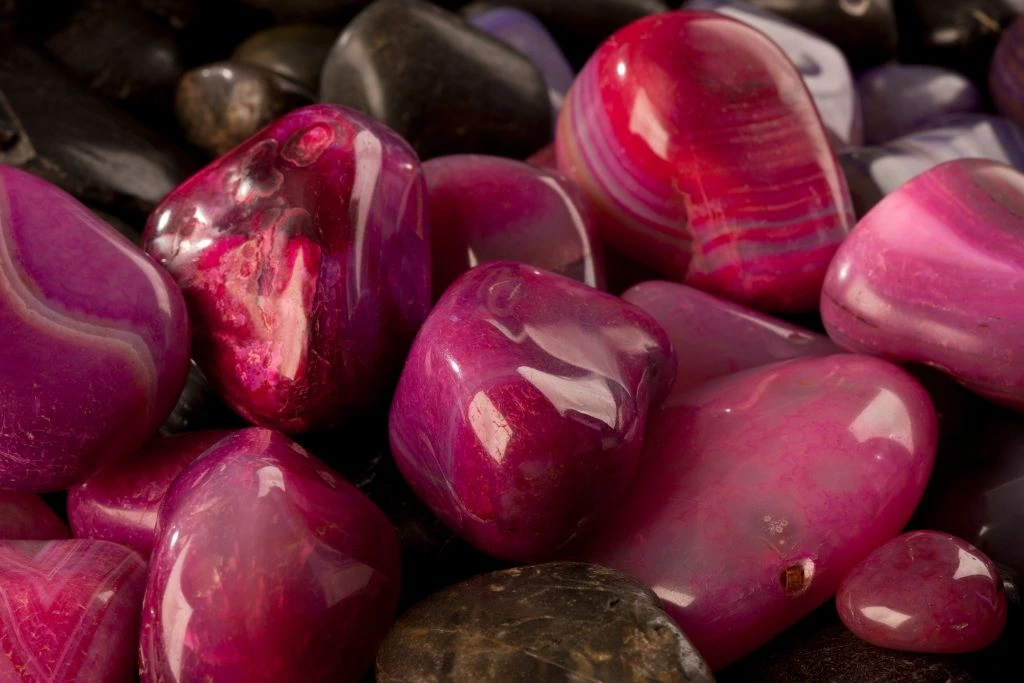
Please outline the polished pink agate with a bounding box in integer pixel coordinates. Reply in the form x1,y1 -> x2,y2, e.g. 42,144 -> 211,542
389,261 -> 676,562
0,539 -> 147,682
0,492 -> 70,540
0,166 -> 190,492
139,428 -> 401,682
424,154 -> 605,298
556,10 -> 854,312
569,354 -> 937,670
623,280 -> 840,391
822,159 -> 1024,410
144,103 -> 430,433
837,531 -> 1007,653
68,430 -> 231,558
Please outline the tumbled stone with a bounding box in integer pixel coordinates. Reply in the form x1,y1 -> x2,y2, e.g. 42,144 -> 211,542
175,61 -> 315,157
557,10 -> 854,313
139,428 -> 401,682
68,430 -> 231,558
991,16 -> 1024,130
320,0 -> 550,160
568,354 -> 937,669
377,562 -> 714,683
158,360 -> 243,436
144,103 -> 429,433
0,492 -> 70,540
837,531 -> 1007,653
390,261 -> 676,562
0,539 -> 147,682
684,0 -> 862,146
859,65 -> 981,145
424,154 -> 604,298
233,23 -> 339,92
527,142 -> 558,171
623,280 -> 839,391
0,166 -> 190,491
822,159 -> 1024,411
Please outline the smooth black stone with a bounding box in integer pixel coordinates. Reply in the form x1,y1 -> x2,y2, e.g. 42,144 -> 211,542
895,0 -> 1024,83
0,41 -> 197,220
158,360 -> 243,436
233,23 -> 338,91
838,147 -> 886,218
176,61 -> 315,156
463,0 -> 668,68
44,2 -> 184,111
377,562 -> 715,683
320,0 -> 551,160
90,208 -> 142,241
747,0 -> 898,71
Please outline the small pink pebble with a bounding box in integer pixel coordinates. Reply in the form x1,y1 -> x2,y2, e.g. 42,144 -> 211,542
837,530 -> 1007,653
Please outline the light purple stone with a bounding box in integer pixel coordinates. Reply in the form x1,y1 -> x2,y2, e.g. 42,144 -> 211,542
991,15 -> 1024,131
424,154 -> 604,299
0,165 -> 191,492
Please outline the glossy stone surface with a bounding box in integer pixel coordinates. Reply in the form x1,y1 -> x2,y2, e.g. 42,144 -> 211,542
320,0 -> 550,160
568,354 -> 937,670
139,428 -> 401,682
175,61 -> 315,157
991,16 -> 1024,130
837,531 -> 1007,653
389,261 -> 676,562
0,492 -> 70,540
233,23 -> 339,92
0,539 -> 147,682
750,1 -> 898,70
424,154 -> 604,298
684,0 -> 862,147
859,65 -> 981,145
465,5 -> 575,114
0,40 -> 197,220
69,431 -> 231,558
377,562 -> 714,683
557,10 -> 854,313
144,103 -> 429,433
1,166 -> 190,491
623,280 -> 839,391
822,159 -> 1024,411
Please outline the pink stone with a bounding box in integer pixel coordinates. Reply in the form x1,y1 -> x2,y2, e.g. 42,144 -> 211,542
140,427 -> 401,682
623,280 -> 840,391
0,492 -> 70,540
837,531 -> 1007,653
389,261 -> 676,562
1,165 -> 191,492
424,154 -> 605,299
556,10 -> 854,312
0,539 -> 147,682
68,430 -> 232,559
821,159 -> 1024,411
143,103 -> 430,433
568,354 -> 937,670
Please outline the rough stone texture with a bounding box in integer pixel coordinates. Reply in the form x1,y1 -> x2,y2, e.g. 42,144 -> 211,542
0,165 -> 191,491
233,23 -> 338,92
0,492 -> 70,539
376,562 -> 715,683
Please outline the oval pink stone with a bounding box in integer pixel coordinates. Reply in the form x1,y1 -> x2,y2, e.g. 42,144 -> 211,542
837,531 -> 1007,653
568,354 -> 937,670
0,492 -> 70,540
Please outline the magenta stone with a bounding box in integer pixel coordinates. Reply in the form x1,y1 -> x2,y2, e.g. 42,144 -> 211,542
389,261 -> 676,562
623,280 -> 840,391
0,492 -> 70,540
556,10 -> 854,313
139,427 -> 401,683
143,103 -> 430,433
0,165 -> 191,492
68,430 -> 232,558
568,354 -> 937,670
424,154 -> 605,299
822,159 -> 1024,411
991,16 -> 1024,130
837,531 -> 1008,653
0,539 -> 147,682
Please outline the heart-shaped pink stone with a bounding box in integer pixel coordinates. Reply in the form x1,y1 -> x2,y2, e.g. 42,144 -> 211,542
0,493 -> 70,540
0,539 -> 147,682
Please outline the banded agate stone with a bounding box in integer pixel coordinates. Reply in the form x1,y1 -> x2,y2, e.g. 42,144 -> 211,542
556,10 -> 854,312
144,104 -> 430,434
0,165 -> 190,491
